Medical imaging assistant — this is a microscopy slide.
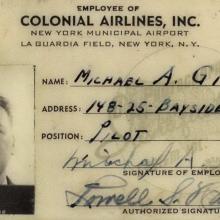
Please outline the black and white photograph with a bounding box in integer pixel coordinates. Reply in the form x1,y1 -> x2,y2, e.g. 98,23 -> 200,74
0,65 -> 35,214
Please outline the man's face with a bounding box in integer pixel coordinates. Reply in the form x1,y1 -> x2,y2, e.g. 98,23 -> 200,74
0,108 -> 13,174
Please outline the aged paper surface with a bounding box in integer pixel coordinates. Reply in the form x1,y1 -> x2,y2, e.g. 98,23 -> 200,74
1,0 -> 220,219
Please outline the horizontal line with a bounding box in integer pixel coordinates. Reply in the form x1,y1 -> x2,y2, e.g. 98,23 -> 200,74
0,64 -> 34,66
68,205 -> 220,207
70,85 -> 220,88
84,112 -> 220,115
69,167 -> 220,169
85,140 -> 220,142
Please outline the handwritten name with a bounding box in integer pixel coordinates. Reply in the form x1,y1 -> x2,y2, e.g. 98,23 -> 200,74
65,175 -> 220,208
72,65 -> 220,86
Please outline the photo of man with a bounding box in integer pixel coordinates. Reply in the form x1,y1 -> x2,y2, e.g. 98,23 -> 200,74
0,96 -> 14,185
0,65 -> 35,214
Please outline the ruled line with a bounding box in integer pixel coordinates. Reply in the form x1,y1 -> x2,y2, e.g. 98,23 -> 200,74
83,112 -> 220,115
70,84 -> 220,88
85,140 -> 220,142
67,204 -> 220,207
67,167 -> 220,169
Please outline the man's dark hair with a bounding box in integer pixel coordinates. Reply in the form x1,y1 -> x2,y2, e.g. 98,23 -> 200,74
0,96 -> 11,119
